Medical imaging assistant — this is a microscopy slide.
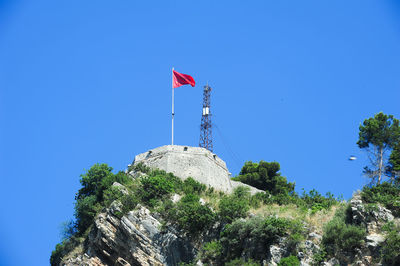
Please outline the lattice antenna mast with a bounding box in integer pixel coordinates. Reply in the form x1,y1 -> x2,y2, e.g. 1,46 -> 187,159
199,84 -> 213,152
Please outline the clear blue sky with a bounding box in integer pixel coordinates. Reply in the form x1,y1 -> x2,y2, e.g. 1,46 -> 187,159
1,1 -> 400,265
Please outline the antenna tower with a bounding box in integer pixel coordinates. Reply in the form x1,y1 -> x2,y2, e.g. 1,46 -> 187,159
199,84 -> 213,152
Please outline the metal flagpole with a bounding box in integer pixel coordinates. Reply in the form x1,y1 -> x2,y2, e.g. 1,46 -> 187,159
172,67 -> 174,145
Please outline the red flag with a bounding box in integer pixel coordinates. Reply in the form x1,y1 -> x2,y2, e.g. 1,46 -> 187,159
172,70 -> 195,88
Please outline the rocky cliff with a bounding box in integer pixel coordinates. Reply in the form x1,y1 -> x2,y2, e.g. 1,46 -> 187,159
63,201 -> 195,266
54,146 -> 400,266
60,185 -> 399,265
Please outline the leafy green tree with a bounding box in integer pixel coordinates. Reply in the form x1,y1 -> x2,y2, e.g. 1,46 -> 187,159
76,164 -> 114,200
387,143 -> 400,183
357,112 -> 400,185
74,163 -> 132,234
233,161 -> 294,194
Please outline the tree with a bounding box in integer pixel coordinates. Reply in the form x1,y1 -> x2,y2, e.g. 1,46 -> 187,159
74,163 -> 132,234
387,143 -> 400,183
233,161 -> 294,194
357,112 -> 400,185
76,163 -> 114,200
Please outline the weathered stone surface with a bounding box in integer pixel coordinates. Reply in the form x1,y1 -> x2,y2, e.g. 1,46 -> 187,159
231,180 -> 265,195
308,232 -> 322,242
65,201 -> 195,265
366,233 -> 385,248
63,254 -> 105,266
268,245 -> 284,266
171,193 -> 181,203
322,257 -> 340,266
299,240 -> 319,266
351,192 -> 394,233
112,182 -> 130,195
131,145 -> 263,195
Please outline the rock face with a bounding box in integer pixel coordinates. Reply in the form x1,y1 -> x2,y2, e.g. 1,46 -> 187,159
63,201 -> 195,266
131,145 -> 263,195
326,191 -> 398,265
350,192 -> 394,233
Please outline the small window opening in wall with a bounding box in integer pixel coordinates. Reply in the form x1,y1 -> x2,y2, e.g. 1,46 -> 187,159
184,147 -> 188,151
213,154 -> 217,159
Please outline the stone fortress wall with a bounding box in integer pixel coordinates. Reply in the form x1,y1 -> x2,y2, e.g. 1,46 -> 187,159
130,145 -> 262,194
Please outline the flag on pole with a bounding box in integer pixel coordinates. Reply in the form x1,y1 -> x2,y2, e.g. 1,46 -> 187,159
172,70 -> 195,88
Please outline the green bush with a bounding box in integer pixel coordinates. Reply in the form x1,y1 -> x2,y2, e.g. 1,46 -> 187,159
242,178 -> 338,213
167,194 -> 216,235
101,171 -> 132,193
361,182 -> 400,217
225,258 -> 260,266
322,207 -> 366,255
220,216 -> 303,262
131,162 -> 150,174
299,190 -> 338,213
312,247 -> 327,266
103,183 -> 140,217
182,177 -> 206,195
249,192 -> 267,208
200,241 -> 223,264
50,236 -> 81,266
278,255 -> 300,266
103,186 -> 125,207
218,187 -> 251,223
74,195 -> 102,233
381,222 -> 400,265
139,174 -> 177,206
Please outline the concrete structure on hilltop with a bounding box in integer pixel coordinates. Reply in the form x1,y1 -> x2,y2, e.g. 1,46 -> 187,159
130,145 -> 263,194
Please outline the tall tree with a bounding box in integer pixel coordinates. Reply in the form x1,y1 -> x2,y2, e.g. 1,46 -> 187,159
357,112 -> 400,185
233,160 -> 295,194
387,143 -> 400,183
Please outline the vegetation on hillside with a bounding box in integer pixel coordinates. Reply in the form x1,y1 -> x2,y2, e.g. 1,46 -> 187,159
321,205 -> 366,255
233,160 -> 339,213
51,160 -> 342,265
51,112 -> 400,265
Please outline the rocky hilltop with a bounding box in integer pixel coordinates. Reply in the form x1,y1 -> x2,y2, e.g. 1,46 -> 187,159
53,145 -> 400,266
